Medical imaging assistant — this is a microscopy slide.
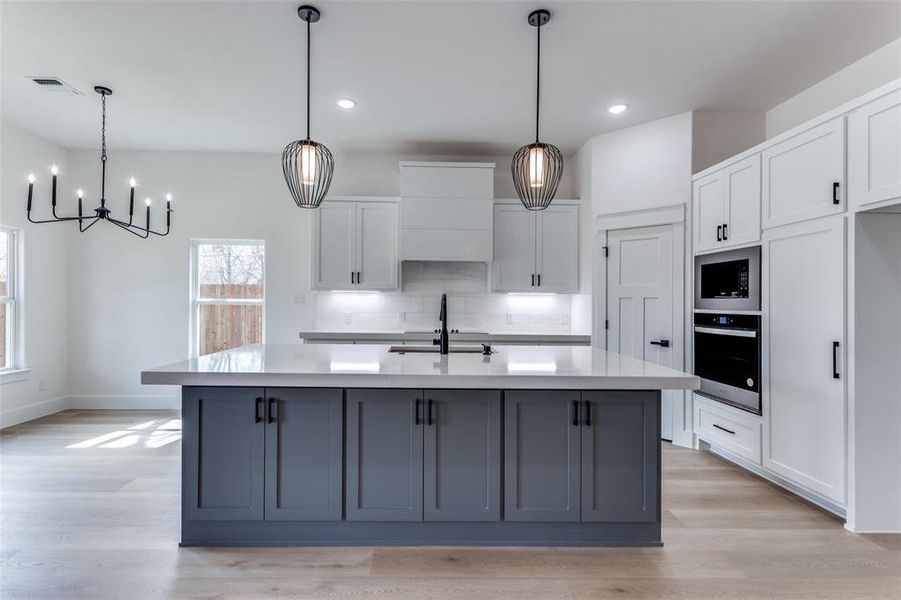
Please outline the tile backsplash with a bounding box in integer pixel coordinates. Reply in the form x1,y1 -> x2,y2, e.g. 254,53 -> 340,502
313,261 -> 573,333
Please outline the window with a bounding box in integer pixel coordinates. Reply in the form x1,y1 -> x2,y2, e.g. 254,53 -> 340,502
0,227 -> 20,371
190,240 -> 265,357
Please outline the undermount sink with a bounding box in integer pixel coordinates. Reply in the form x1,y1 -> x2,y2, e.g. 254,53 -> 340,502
388,345 -> 490,354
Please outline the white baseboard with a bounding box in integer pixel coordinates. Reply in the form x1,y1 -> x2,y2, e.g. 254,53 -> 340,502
0,396 -> 69,429
701,440 -> 848,519
68,394 -> 180,410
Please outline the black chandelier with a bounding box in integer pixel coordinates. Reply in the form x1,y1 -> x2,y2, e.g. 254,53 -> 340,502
26,86 -> 172,238
511,9 -> 563,211
282,4 -> 334,209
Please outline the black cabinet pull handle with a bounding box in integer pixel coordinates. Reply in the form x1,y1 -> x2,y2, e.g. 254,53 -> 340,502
833,341 -> 840,379
255,397 -> 264,423
722,223 -> 728,241
716,225 -> 722,242
572,400 -> 579,427
531,274 -> 535,286
650,339 -> 670,348
351,271 -> 355,284
267,398 -> 278,424
427,398 -> 434,426
357,271 -> 361,283
584,400 -> 591,427
712,423 -> 735,435
537,274 -> 541,287
414,398 -> 421,425
833,181 -> 840,205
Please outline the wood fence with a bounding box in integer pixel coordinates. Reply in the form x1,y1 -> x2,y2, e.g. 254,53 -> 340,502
198,284 -> 263,356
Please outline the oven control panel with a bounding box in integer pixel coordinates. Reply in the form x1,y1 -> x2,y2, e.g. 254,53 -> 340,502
694,313 -> 759,329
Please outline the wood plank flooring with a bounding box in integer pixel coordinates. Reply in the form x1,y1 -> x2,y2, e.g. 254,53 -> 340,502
1,410 -> 898,599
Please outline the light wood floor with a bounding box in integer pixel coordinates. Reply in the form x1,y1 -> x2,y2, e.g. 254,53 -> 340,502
1,410 -> 898,599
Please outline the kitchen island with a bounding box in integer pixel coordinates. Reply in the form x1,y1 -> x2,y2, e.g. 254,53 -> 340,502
142,343 -> 698,547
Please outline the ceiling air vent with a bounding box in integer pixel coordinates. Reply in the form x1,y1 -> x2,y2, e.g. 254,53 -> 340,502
28,76 -> 83,95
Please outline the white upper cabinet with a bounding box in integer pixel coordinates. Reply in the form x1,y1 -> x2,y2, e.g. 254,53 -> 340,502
848,89 -> 901,210
491,204 -> 535,292
491,202 -> 579,293
762,118 -> 845,229
313,202 -> 356,290
762,215 -> 846,504
313,199 -> 399,291
692,172 -> 726,253
356,202 -> 399,290
724,155 -> 761,247
692,155 -> 760,252
536,205 -> 580,293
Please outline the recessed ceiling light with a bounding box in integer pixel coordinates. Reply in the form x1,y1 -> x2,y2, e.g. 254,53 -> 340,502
608,104 -> 628,114
336,98 -> 356,110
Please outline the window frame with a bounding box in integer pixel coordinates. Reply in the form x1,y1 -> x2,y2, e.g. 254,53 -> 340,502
0,226 -> 22,374
189,238 -> 266,358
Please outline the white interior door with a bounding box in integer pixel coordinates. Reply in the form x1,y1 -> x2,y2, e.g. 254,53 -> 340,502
607,225 -> 676,440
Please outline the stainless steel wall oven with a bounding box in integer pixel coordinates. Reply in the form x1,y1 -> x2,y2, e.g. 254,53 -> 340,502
694,313 -> 761,414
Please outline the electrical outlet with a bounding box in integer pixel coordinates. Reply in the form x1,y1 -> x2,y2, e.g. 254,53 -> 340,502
506,313 -> 514,324
294,295 -> 305,305
343,312 -> 352,324
38,380 -> 46,392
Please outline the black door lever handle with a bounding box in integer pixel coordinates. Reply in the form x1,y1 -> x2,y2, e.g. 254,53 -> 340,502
650,340 -> 670,348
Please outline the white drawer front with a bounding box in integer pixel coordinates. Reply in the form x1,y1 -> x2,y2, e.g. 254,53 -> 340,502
695,398 -> 762,463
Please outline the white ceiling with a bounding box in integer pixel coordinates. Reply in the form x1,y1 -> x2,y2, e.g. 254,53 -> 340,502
2,1 -> 899,156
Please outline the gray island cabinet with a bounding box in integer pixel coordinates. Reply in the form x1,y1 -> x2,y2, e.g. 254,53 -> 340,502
142,343 -> 698,546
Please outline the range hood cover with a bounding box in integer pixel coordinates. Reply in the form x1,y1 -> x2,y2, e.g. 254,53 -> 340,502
399,162 -> 495,262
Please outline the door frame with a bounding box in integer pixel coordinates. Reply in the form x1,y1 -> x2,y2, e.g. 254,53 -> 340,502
593,204 -> 690,448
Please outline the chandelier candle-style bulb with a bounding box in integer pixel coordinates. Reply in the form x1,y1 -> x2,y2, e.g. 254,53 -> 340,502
25,85 -> 173,239
27,175 -> 35,212
51,166 -> 58,207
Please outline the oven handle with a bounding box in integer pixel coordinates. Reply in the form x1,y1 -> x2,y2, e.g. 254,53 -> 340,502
694,326 -> 757,338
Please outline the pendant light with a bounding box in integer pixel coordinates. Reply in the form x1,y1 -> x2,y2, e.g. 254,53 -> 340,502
25,86 -> 173,238
282,5 -> 334,209
511,9 -> 563,211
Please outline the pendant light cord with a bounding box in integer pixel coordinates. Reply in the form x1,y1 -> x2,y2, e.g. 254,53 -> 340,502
535,20 -> 541,143
306,16 -> 311,140
100,92 -> 107,205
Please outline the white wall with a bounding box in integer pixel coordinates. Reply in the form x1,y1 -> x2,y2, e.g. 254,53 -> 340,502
850,212 -> 901,532
63,149 -> 574,407
588,112 -> 693,218
692,110 -> 765,174
766,37 -> 901,138
0,122 -> 70,427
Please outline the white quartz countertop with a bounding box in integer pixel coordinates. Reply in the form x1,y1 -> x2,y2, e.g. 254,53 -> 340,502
298,331 -> 591,344
142,343 -> 699,390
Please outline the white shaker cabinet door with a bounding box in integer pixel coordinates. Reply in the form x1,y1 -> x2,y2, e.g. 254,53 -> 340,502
723,155 -> 761,247
491,204 -> 536,292
693,172 -> 726,253
313,202 -> 356,291
848,88 -> 901,209
762,215 -> 846,505
762,118 -> 845,229
356,202 -> 399,290
535,204 -> 579,293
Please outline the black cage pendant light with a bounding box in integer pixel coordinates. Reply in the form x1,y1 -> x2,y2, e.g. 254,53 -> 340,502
282,5 -> 334,209
25,86 -> 173,238
512,9 -> 563,211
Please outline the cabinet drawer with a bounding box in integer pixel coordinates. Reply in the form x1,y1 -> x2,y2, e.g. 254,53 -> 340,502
695,396 -> 761,463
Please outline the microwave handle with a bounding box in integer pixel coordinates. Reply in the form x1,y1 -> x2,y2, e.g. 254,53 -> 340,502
694,326 -> 757,338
